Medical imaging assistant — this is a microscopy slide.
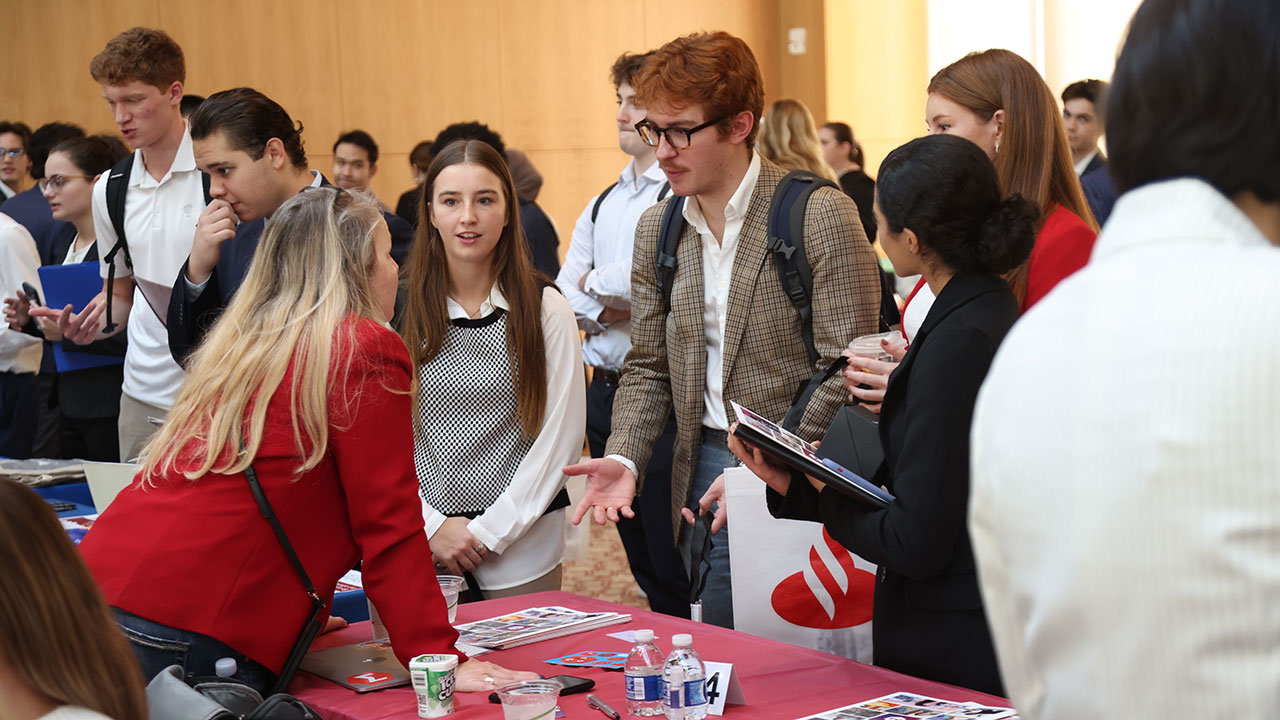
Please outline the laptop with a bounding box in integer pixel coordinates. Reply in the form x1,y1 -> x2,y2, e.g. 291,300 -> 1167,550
299,640 -> 410,693
81,461 -> 139,513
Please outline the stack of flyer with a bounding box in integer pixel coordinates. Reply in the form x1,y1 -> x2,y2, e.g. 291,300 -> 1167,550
456,606 -> 631,650
797,692 -> 1018,719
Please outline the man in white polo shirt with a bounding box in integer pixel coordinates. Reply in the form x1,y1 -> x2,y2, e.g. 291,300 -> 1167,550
555,50 -> 689,617
39,28 -> 205,461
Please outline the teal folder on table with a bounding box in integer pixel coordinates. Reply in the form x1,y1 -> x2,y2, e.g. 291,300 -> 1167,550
37,262 -> 124,373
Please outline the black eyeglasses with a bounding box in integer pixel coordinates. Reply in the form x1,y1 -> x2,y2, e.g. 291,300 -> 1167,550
634,117 -> 724,150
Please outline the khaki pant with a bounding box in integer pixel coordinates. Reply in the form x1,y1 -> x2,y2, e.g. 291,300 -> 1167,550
117,393 -> 168,463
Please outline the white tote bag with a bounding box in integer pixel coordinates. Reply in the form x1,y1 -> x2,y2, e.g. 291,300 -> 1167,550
725,467 -> 876,663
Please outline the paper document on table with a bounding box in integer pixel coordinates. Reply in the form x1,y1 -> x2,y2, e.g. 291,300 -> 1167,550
455,606 -> 631,650
796,692 -> 1017,719
334,569 -> 363,592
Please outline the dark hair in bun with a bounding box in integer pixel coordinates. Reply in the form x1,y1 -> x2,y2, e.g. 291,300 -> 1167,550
877,134 -> 1036,276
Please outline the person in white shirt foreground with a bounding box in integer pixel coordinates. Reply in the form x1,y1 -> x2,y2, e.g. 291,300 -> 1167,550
969,0 -> 1280,716
400,139 -> 586,598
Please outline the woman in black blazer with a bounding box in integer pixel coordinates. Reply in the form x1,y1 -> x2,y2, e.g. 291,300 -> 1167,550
729,134 -> 1037,695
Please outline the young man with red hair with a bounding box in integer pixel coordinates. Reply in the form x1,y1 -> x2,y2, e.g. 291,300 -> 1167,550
568,31 -> 882,627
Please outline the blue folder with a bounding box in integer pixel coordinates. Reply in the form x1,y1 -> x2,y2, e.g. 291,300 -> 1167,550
37,262 -> 125,372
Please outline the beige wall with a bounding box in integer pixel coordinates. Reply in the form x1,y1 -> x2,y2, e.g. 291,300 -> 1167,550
2,0 -> 822,258
824,0 -> 930,177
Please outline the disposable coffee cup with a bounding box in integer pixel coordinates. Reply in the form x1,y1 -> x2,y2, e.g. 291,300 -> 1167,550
496,678 -> 563,720
847,331 -> 904,362
437,575 -> 463,624
410,653 -> 458,718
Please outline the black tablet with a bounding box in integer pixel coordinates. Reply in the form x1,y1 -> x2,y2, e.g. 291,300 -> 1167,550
730,401 -> 894,508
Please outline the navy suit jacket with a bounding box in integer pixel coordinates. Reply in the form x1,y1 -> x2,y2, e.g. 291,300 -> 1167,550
1081,153 -> 1119,226
167,176 -> 414,365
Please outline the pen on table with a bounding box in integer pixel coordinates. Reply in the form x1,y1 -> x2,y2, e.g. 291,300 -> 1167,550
587,694 -> 620,720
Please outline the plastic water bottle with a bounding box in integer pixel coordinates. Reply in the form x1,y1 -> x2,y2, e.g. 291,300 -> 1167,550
624,629 -> 664,716
661,634 -> 707,720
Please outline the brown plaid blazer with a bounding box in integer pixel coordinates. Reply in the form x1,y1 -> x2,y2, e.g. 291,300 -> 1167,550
605,157 -> 882,540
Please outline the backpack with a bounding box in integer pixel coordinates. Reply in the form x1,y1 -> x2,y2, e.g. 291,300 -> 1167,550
102,152 -> 212,332
653,169 -> 891,432
590,179 -> 672,222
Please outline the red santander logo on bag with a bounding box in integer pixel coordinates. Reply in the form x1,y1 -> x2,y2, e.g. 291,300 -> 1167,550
770,529 -> 874,628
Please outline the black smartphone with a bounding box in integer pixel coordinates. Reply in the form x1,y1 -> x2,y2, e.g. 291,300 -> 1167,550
488,674 -> 595,703
21,281 -> 42,307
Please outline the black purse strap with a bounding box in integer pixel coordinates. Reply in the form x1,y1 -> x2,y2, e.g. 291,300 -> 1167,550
243,459 -> 326,695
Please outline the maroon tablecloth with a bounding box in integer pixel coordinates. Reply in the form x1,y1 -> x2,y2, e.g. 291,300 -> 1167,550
290,591 -> 1009,719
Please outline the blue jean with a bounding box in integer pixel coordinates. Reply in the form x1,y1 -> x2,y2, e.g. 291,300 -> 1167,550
113,608 -> 278,696
676,432 -> 737,628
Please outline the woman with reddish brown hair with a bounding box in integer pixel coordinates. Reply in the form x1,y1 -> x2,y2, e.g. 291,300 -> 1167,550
0,479 -> 147,720
846,48 -> 1098,411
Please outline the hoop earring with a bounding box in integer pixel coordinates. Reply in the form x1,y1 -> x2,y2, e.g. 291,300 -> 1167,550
994,139 -> 1000,154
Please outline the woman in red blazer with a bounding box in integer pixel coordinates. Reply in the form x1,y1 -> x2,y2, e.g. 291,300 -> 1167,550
848,48 -> 1098,409
79,188 -> 533,695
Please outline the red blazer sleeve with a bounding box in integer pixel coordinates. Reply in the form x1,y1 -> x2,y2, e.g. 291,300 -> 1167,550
1023,205 -> 1098,310
329,320 -> 467,667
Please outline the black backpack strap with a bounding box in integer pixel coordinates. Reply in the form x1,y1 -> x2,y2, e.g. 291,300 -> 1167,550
766,170 -> 839,366
102,153 -> 137,334
243,460 -> 325,695
657,180 -> 671,202
782,356 -> 848,432
590,182 -> 617,223
655,196 -> 687,315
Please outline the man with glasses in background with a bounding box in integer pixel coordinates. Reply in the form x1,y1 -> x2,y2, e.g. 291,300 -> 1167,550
567,31 -> 881,628
0,122 -> 33,201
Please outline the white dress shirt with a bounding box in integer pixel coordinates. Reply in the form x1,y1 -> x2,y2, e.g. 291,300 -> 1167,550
0,213 -> 42,373
1073,149 -> 1099,176
420,284 -> 586,589
93,125 -> 206,409
970,178 -> 1280,719
556,158 -> 668,369
684,151 -> 762,431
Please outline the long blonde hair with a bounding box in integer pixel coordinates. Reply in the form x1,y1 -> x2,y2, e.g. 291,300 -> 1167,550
0,479 -> 147,720
758,99 -> 840,183
140,188 -> 387,481
928,49 -> 1097,304
400,140 -> 547,439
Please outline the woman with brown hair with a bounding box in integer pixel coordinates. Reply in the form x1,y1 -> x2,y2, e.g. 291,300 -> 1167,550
400,139 -> 585,598
846,48 -> 1098,410
0,478 -> 146,720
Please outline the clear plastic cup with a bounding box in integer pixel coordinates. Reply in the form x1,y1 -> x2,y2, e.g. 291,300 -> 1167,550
437,575 -> 463,624
847,330 -> 905,363
496,679 -> 563,720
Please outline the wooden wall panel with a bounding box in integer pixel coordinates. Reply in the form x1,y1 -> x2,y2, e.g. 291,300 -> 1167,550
3,0 -> 841,255
338,0 -> 504,206
778,0 -> 828,121
4,0 -> 161,135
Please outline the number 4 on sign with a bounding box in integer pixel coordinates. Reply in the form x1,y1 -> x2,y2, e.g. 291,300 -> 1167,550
702,661 -> 746,716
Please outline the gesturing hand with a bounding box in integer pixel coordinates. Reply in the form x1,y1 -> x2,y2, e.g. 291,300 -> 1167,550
564,457 -> 637,525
